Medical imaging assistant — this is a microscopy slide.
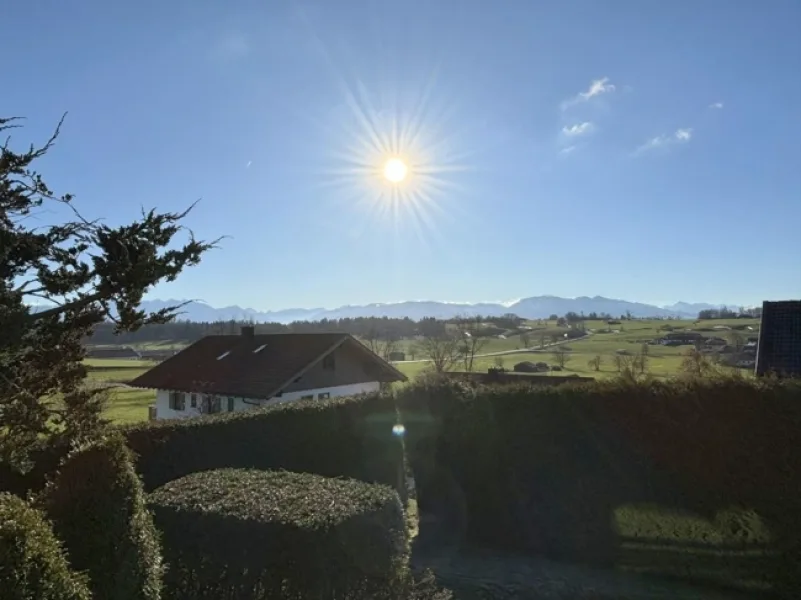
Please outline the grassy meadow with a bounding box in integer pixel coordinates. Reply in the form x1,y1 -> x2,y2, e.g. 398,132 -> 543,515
84,358 -> 154,424
89,317 -> 760,424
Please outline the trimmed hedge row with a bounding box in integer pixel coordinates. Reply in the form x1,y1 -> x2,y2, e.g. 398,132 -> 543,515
149,469 -> 409,599
0,493 -> 91,600
122,392 -> 405,495
40,435 -> 163,600
398,377 -> 801,565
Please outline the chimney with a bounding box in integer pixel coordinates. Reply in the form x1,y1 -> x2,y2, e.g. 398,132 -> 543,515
241,326 -> 255,338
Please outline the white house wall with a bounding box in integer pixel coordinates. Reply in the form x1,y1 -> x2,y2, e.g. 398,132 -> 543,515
153,381 -> 380,420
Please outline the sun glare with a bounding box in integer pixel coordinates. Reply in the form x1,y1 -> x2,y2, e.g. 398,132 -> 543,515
306,52 -> 474,249
383,158 -> 408,184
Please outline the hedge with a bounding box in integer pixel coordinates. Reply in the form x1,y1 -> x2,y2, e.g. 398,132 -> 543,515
122,392 -> 404,496
40,435 -> 163,600
0,442 -> 68,498
397,377 -> 801,571
0,493 -> 91,600
149,469 -> 409,599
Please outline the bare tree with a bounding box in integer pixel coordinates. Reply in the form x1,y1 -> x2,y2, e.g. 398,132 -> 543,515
494,356 -> 505,369
680,347 -> 714,377
362,328 -> 400,361
634,347 -> 649,375
539,334 -> 546,349
379,336 -> 399,362
519,330 -> 531,348
457,317 -> 490,372
728,330 -> 745,352
587,355 -> 602,372
611,354 -> 641,380
363,327 -> 381,355
552,346 -> 570,368
418,332 -> 460,373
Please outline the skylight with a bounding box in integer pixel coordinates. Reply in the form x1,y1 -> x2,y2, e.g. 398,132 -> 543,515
253,344 -> 267,354
216,350 -> 231,360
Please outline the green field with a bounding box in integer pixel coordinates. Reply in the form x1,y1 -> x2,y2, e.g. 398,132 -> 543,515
84,359 -> 154,424
393,317 -> 758,380
89,317 -> 759,424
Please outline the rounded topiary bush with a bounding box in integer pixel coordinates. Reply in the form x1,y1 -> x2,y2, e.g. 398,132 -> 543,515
0,493 -> 90,600
149,469 -> 409,599
41,434 -> 163,600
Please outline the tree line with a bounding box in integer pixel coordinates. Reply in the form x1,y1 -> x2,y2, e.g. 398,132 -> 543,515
86,313 -> 527,346
697,307 -> 762,320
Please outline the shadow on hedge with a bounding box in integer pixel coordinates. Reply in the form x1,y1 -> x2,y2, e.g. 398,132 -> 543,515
398,377 -> 801,597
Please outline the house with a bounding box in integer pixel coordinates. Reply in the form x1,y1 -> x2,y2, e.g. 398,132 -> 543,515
85,346 -> 141,360
659,331 -> 704,345
129,327 -> 407,420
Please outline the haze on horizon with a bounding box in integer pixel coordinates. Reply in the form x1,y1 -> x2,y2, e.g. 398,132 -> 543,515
4,0 -> 800,311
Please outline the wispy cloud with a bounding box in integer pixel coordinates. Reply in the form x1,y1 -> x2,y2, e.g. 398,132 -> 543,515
635,128 -> 693,154
674,128 -> 692,141
562,122 -> 594,136
246,160 -> 252,169
559,145 -> 577,156
561,77 -> 616,110
709,102 -> 724,109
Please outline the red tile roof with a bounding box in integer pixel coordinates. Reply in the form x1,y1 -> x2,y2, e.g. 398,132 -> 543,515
128,332 -> 406,399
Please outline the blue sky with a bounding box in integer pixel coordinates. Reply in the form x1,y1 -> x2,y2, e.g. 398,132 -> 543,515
4,0 -> 800,310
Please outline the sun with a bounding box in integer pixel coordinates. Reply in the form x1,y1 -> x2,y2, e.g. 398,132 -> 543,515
382,158 -> 408,184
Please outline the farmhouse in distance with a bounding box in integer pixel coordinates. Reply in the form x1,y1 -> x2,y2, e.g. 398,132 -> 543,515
129,327 -> 407,420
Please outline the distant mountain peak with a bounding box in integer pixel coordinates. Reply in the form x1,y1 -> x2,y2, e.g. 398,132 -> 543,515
137,295 -> 726,324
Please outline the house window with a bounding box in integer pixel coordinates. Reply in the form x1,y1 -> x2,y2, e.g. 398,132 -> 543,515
323,354 -> 336,370
168,392 -> 185,411
190,394 -> 197,408
227,397 -> 235,412
318,392 -> 330,400
203,395 -> 222,414
300,394 -> 314,400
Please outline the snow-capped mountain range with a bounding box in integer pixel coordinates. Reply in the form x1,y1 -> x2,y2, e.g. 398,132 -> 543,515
133,297 -> 733,324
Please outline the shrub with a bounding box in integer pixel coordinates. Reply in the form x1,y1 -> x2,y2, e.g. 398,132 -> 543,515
397,378 -> 801,570
149,469 -> 409,599
0,442 -> 69,498
0,493 -> 90,600
123,392 -> 404,496
41,435 -> 163,600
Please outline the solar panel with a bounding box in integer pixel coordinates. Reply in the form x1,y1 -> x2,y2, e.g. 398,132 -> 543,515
755,300 -> 801,377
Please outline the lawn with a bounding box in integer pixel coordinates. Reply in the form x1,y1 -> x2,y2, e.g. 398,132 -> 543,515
83,359 -> 155,424
103,388 -> 157,424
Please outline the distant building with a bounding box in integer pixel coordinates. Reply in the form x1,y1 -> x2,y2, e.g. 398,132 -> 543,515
85,346 -> 141,360
755,300 -> 801,377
